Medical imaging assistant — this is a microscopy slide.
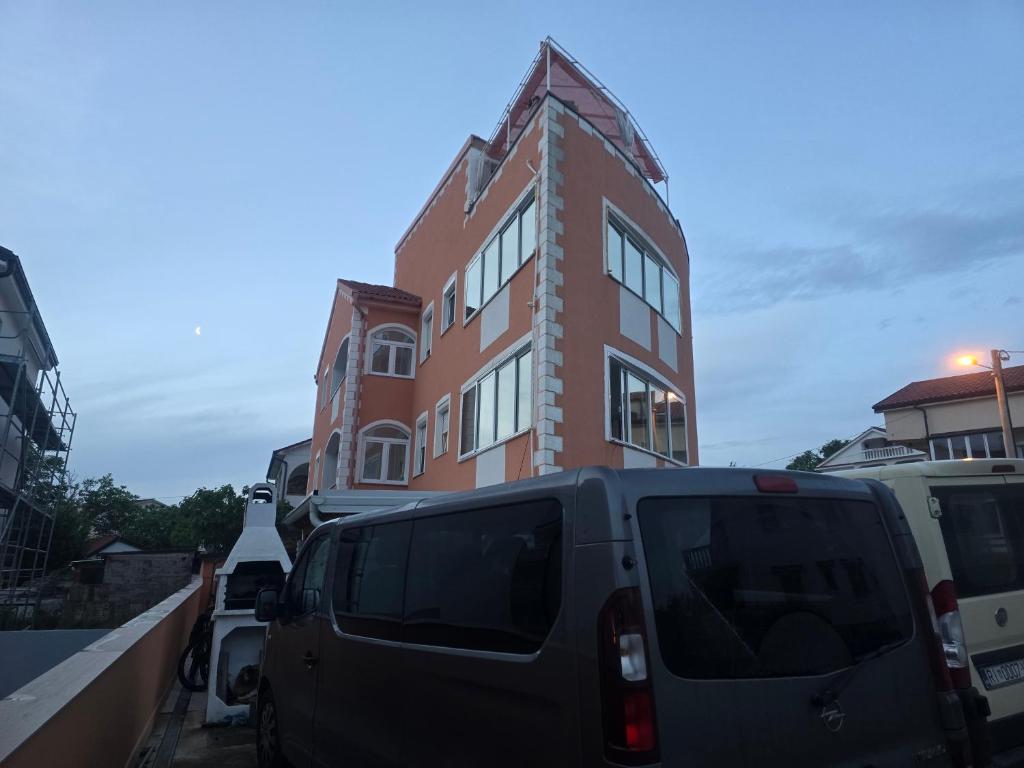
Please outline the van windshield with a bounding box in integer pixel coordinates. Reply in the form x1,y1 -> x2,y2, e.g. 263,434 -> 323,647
638,496 -> 913,680
932,483 -> 1024,598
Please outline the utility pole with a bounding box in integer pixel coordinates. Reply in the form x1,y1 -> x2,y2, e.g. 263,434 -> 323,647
991,349 -> 1015,458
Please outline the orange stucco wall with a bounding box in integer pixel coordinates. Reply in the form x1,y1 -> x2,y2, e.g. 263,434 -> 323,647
555,107 -> 699,468
309,286 -> 354,493
307,95 -> 698,497
393,115 -> 544,492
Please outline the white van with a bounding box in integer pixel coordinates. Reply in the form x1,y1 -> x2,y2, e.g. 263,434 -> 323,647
837,459 -> 1024,766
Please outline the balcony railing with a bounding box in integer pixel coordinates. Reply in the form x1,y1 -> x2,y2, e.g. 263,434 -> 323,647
862,445 -> 917,461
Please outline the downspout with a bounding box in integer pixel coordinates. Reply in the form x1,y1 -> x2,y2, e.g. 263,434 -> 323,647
913,405 -> 932,458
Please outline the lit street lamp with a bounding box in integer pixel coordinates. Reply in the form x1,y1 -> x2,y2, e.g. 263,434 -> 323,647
958,349 -> 1015,459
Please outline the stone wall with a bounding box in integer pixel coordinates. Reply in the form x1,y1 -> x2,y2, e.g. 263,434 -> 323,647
61,551 -> 194,628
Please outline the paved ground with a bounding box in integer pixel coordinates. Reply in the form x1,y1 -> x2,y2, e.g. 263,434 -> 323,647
138,686 -> 256,768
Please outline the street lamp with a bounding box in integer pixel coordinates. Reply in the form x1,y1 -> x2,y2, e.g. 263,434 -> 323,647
958,349 -> 1015,458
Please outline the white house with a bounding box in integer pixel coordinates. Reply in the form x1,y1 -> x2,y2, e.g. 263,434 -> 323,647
816,426 -> 928,472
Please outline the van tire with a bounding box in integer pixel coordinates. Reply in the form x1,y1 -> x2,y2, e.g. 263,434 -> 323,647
257,686 -> 286,768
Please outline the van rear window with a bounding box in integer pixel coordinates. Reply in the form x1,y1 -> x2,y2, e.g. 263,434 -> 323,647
638,496 -> 913,680
933,484 -> 1024,598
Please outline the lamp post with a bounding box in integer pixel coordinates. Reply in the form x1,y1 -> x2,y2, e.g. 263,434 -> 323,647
958,350 -> 1015,458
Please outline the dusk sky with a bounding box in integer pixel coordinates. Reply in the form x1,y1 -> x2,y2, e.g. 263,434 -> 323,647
2,2 -> 1022,500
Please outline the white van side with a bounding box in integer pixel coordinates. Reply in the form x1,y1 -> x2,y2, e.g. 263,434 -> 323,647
836,459 -> 1024,763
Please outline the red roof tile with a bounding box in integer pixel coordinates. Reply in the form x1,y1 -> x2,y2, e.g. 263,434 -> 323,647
338,279 -> 421,306
873,363 -> 1024,411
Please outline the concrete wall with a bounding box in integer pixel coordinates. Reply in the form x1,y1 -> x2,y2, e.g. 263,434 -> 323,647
0,575 -> 209,768
63,551 -> 193,629
884,391 -> 1024,442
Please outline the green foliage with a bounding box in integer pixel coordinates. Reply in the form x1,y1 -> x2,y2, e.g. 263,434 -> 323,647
785,438 -> 851,472
785,450 -> 823,472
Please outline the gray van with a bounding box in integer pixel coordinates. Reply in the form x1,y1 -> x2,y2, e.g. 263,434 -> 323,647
255,467 -> 973,767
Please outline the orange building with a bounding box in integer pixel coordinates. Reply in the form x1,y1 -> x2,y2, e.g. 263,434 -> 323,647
305,39 -> 697,505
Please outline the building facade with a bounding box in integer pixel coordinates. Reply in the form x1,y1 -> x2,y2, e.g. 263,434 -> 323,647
874,364 -> 1024,460
0,248 -> 76,627
265,438 -> 312,508
815,426 -> 928,472
306,40 -> 697,500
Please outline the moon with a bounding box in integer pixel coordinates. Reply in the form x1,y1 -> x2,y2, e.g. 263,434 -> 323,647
195,325 -> 202,336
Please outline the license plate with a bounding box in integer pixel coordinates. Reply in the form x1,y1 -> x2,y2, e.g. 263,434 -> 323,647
979,658 -> 1024,690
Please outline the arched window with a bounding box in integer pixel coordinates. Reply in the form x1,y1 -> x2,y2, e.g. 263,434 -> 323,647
323,433 -> 341,490
359,424 -> 410,484
286,463 -> 309,495
367,327 -> 415,377
331,338 -> 349,396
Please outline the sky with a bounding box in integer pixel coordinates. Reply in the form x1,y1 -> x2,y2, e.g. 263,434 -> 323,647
2,1 -> 1022,499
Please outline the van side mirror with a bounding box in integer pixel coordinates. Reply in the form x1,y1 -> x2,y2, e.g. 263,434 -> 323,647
255,587 -> 282,622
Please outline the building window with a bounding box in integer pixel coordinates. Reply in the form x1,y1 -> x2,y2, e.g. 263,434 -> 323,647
414,414 -> 428,476
606,215 -> 682,332
331,337 -> 349,397
465,193 -> 537,321
609,356 -> 687,463
359,424 -> 410,484
320,370 -> 329,409
459,346 -> 532,456
930,431 -> 1009,461
367,326 -> 416,377
420,305 -> 434,363
434,395 -> 451,457
441,273 -> 457,332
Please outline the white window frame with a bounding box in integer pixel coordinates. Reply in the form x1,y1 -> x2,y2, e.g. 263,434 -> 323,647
604,200 -> 682,335
420,303 -> 434,363
356,420 -> 411,485
365,323 -> 417,379
929,431 -> 1013,461
434,394 -> 451,457
458,339 -> 533,460
331,334 -> 351,397
603,344 -> 688,466
319,369 -> 329,409
463,186 -> 538,325
413,412 -> 428,476
441,272 -> 458,334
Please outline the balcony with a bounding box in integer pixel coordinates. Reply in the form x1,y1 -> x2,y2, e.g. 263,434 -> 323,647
862,445 -> 918,461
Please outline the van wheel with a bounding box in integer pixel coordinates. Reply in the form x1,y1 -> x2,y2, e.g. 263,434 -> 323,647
257,687 -> 286,768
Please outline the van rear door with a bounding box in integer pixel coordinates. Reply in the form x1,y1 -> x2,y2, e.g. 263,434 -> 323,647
637,488 -> 953,767
931,474 -> 1024,753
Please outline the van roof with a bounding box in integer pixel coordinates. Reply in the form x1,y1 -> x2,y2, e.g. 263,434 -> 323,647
322,466 -> 880,529
833,458 -> 1024,481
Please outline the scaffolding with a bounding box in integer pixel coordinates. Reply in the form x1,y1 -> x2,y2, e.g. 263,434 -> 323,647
0,285 -> 76,629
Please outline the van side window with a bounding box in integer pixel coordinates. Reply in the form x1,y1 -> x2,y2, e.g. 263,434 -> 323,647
403,500 -> 562,653
286,535 -> 331,617
332,522 -> 412,640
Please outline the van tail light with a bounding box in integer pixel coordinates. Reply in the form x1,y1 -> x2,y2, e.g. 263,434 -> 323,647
931,580 -> 972,689
910,569 -> 953,692
598,588 -> 659,765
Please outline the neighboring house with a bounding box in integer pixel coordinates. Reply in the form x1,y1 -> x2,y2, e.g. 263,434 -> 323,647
815,426 -> 928,472
291,39 -> 697,529
265,438 -> 311,507
136,498 -> 167,512
82,535 -> 142,558
874,364 -> 1024,460
0,247 -> 76,626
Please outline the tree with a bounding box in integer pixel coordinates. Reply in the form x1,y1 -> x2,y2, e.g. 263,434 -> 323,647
785,438 -> 850,472
170,485 -> 247,553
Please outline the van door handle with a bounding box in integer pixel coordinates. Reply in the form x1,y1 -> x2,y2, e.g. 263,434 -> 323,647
302,651 -> 319,669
